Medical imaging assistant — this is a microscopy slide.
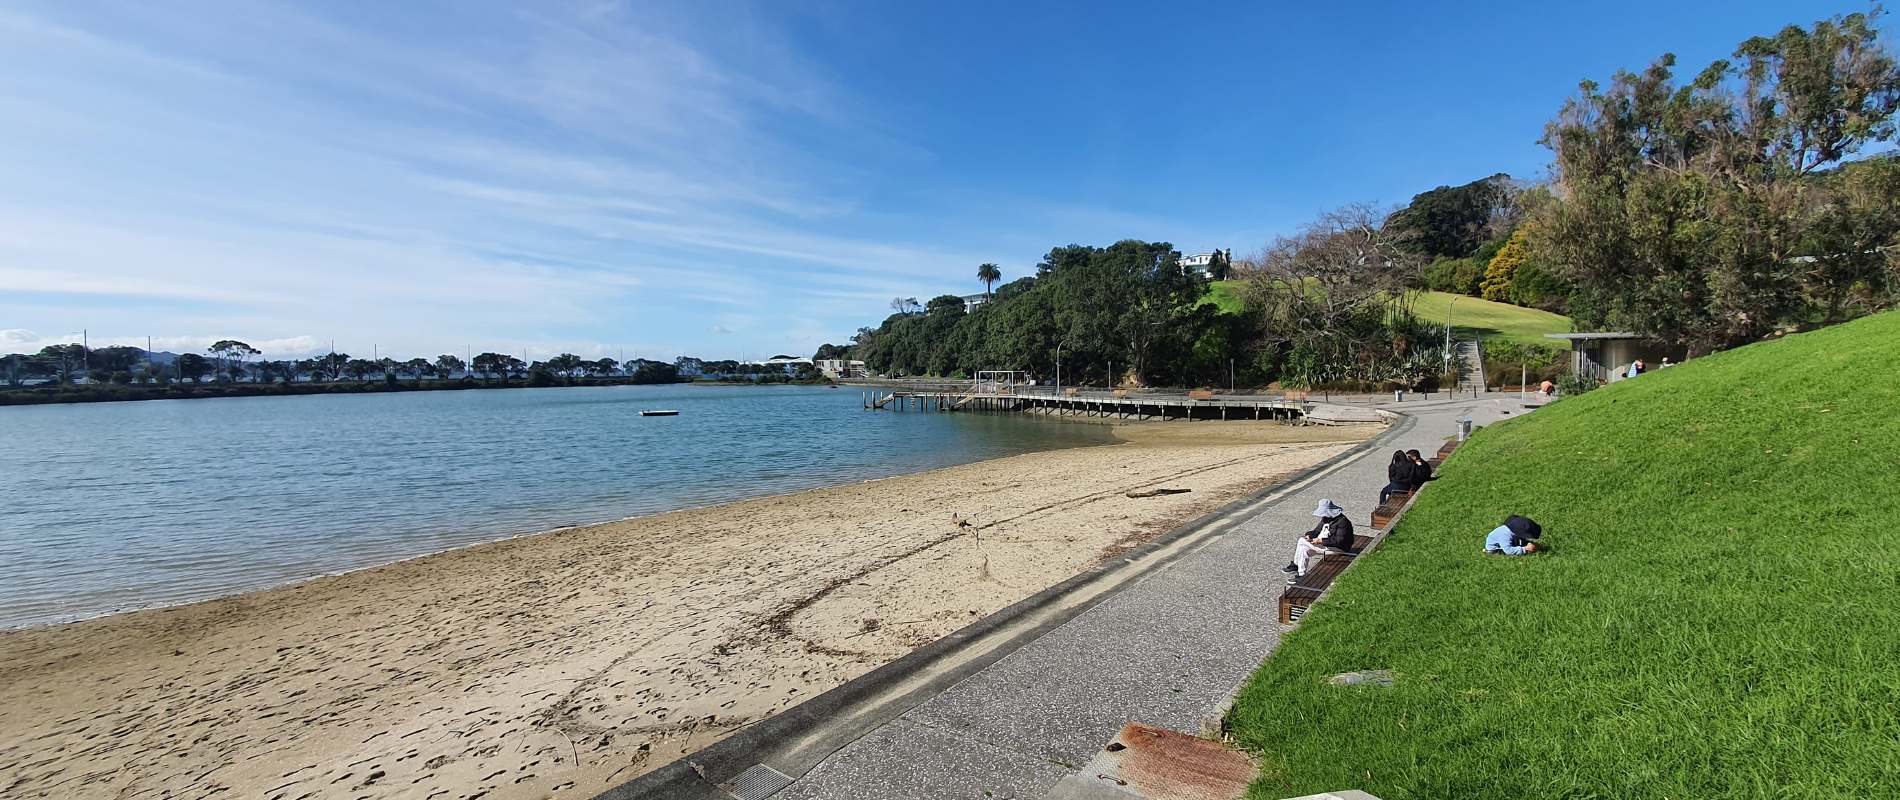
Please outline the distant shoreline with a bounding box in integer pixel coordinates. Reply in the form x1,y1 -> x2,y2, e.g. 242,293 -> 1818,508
0,377 -> 836,406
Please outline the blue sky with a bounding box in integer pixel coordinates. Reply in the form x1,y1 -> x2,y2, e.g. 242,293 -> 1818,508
0,0 -> 1867,361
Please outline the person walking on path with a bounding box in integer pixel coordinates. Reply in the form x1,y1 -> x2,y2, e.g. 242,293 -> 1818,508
1283,500 -> 1354,583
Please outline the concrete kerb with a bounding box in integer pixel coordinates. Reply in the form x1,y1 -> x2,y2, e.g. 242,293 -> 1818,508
595,413 -> 1419,800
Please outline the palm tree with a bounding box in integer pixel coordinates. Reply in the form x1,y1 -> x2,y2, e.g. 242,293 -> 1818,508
977,263 -> 1002,299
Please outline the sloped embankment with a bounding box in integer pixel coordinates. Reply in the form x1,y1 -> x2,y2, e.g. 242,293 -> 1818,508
1226,311 -> 1900,799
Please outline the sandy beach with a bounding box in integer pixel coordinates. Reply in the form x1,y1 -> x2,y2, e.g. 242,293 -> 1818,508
0,420 -> 1371,800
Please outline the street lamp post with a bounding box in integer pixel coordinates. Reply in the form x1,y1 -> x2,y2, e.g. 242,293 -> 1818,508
1444,295 -> 1464,377
1055,340 -> 1068,395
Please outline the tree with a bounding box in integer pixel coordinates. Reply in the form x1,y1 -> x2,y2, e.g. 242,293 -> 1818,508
977,263 -> 1002,298
1481,228 -> 1532,301
306,353 -> 348,382
1244,204 -> 1427,387
175,353 -> 213,383
343,359 -> 380,381
399,358 -> 433,380
546,353 -> 585,379
34,344 -> 86,385
1386,174 -> 1522,259
435,354 -> 465,379
588,357 -> 619,377
207,340 -> 261,382
471,352 -> 508,381
1535,11 -> 1900,349
1207,250 -> 1232,281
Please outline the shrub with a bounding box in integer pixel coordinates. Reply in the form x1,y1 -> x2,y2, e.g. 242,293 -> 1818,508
1480,228 -> 1531,301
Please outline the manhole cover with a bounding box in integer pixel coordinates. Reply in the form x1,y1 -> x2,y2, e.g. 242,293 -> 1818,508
722,764 -> 793,800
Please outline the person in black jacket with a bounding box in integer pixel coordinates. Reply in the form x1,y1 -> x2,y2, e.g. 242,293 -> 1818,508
1282,499 -> 1355,583
1404,449 -> 1437,493
1377,451 -> 1411,504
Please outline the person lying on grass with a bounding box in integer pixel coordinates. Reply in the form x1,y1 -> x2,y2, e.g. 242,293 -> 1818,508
1484,515 -> 1542,555
1283,500 -> 1354,583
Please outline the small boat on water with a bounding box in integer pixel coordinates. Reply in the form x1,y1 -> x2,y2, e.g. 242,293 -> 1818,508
640,410 -> 679,417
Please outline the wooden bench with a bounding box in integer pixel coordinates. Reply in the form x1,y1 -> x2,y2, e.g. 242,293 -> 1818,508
1063,387 -> 1080,397
1371,491 -> 1412,529
1279,552 -> 1355,623
1188,389 -> 1215,400
1113,389 -> 1129,398
1284,389 -> 1310,402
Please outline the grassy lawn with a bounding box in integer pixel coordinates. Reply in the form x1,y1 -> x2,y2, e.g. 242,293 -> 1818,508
1199,284 -> 1569,349
1407,290 -> 1572,348
1225,310 -> 1900,799
1203,279 -> 1248,313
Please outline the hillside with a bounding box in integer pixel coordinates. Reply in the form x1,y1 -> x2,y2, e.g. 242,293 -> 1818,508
1225,310 -> 1900,798
1407,290 -> 1572,347
1198,284 -> 1571,349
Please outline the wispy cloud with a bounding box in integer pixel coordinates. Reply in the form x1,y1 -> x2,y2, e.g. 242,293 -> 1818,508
0,1 -> 980,360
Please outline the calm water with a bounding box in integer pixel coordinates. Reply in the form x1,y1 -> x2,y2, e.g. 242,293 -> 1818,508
0,385 -> 1112,629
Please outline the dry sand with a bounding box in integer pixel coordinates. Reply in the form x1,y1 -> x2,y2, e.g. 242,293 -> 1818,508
0,421 -> 1371,800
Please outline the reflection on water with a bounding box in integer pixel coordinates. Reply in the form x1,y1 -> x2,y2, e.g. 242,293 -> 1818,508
0,385 -> 1112,628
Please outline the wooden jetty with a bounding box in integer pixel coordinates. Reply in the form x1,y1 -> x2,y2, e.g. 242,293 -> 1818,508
860,388 -> 1308,422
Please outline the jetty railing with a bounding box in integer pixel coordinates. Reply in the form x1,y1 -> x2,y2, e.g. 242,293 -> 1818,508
861,388 -> 1309,422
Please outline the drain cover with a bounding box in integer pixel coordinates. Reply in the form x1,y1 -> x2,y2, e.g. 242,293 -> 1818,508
722,764 -> 793,800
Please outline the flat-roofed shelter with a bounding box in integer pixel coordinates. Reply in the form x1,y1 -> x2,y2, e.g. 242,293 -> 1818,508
1545,332 -> 1690,382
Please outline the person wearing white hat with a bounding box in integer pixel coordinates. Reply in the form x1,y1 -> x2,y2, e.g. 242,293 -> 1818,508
1283,499 -> 1354,584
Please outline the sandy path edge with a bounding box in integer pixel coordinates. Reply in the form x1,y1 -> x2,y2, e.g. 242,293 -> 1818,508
0,421 -> 1375,800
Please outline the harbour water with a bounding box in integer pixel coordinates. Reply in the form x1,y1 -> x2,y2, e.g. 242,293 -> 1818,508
0,384 -> 1113,629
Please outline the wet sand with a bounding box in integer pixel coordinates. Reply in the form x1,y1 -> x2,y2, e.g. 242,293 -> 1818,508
0,421 -> 1371,800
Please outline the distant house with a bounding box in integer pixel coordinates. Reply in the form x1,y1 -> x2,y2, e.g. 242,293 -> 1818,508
1545,333 -> 1690,381
1180,252 -> 1217,277
960,293 -> 991,310
816,358 -> 867,378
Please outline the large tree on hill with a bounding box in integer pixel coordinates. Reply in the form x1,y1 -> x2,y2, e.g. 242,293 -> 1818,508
434,354 -> 465,379
1535,10 -> 1900,350
977,263 -> 1002,299
1386,174 -> 1522,259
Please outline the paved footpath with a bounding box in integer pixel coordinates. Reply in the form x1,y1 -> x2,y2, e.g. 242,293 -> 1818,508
605,396 -> 1531,800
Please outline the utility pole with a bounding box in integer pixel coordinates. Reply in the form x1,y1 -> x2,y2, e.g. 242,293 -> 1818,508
81,328 -> 88,383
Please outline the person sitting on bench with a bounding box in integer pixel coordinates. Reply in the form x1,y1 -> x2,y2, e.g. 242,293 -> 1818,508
1484,515 -> 1542,555
1282,500 -> 1354,583
1377,451 -> 1411,503
1404,449 -> 1437,492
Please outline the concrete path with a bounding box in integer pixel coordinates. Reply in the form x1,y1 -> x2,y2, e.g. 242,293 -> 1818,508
602,395 -> 1531,800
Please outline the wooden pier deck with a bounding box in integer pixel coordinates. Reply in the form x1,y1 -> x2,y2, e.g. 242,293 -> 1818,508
861,389 -> 1309,422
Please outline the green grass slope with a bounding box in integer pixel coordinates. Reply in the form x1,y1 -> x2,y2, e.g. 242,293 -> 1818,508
1203,279 -> 1248,313
1409,290 -> 1573,347
1226,311 -> 1900,799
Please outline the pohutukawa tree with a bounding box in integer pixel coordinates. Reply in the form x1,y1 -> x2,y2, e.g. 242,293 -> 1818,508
1534,11 -> 1900,351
